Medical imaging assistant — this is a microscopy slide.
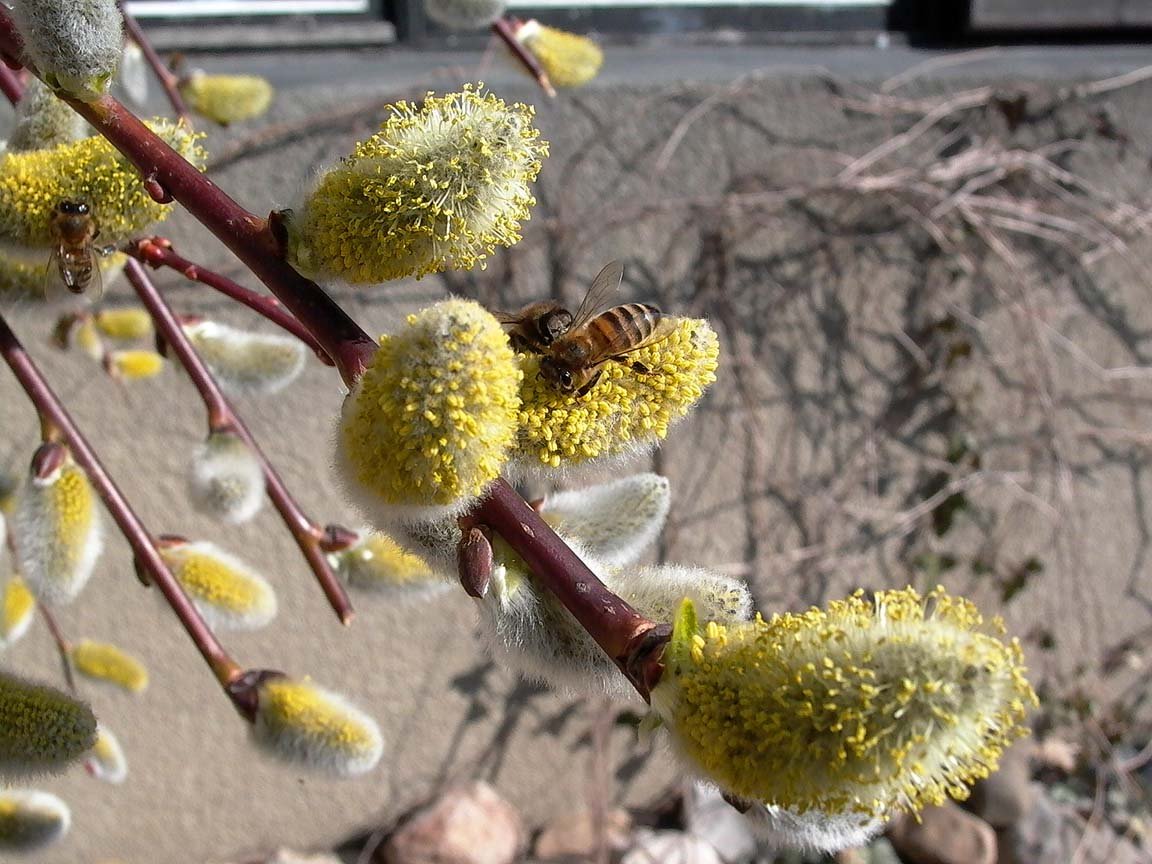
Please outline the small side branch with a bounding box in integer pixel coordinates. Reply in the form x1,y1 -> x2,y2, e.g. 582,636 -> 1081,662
123,259 -> 355,625
126,236 -> 333,365
0,310 -> 242,688
117,1 -> 192,124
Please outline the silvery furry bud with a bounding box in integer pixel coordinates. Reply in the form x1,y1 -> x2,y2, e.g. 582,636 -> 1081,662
183,320 -> 307,396
13,443 -> 102,606
82,722 -> 127,784
540,473 -> 669,566
7,79 -> 87,152
423,0 -> 506,29
186,431 -> 265,524
11,0 -> 124,102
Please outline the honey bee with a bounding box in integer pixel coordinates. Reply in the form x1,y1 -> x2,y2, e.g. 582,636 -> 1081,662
45,200 -> 113,301
495,301 -> 574,354
538,260 -> 677,396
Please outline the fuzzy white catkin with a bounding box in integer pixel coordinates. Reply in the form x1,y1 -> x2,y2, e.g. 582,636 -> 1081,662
13,458 -> 103,606
159,541 -> 277,631
7,78 -> 87,152
10,0 -> 123,102
541,473 -> 670,567
186,431 -> 265,524
743,803 -> 883,853
83,723 -> 127,784
423,0 -> 506,29
251,677 -> 383,776
0,789 -> 71,852
183,321 -> 307,396
479,556 -> 754,695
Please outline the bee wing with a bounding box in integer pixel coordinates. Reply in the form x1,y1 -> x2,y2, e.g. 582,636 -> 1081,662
587,316 -> 680,365
42,246 -> 71,303
568,260 -> 625,331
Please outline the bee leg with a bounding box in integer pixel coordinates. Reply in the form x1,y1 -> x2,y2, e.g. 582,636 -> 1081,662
610,356 -> 651,375
575,370 -> 602,397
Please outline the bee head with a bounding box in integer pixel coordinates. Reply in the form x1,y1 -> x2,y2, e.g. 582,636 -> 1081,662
58,200 -> 90,216
536,309 -> 573,346
539,357 -> 575,392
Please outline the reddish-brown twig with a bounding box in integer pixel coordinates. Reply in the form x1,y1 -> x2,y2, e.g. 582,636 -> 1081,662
492,18 -> 556,99
473,480 -> 669,699
123,258 -> 355,624
0,310 -> 243,688
117,1 -> 192,125
126,236 -> 333,365
0,60 -> 22,104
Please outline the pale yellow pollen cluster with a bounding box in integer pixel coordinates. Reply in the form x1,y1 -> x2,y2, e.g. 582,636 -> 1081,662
0,789 -> 70,850
288,84 -> 548,284
71,640 -> 149,693
339,299 -> 522,511
657,587 -> 1037,819
0,120 -> 204,247
516,318 -> 719,468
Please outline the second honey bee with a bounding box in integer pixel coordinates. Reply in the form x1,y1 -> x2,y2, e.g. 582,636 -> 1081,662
46,199 -> 113,301
526,260 -> 677,396
495,301 -> 574,354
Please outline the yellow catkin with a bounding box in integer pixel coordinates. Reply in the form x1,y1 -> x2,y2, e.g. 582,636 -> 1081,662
71,640 -> 148,693
652,588 -> 1038,820
1,576 -> 35,642
108,350 -> 164,380
159,542 -> 276,630
515,318 -> 719,469
335,532 -> 442,594
287,84 -> 547,284
517,22 -> 603,88
338,300 -> 521,514
94,307 -> 153,340
180,73 -> 274,125
252,677 -> 383,776
0,120 -> 204,248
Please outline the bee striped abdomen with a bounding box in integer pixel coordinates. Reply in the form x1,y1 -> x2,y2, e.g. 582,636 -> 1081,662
591,303 -> 662,344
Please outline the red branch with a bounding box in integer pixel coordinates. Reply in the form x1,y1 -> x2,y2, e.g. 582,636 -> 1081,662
123,259 -> 355,624
0,310 -> 243,687
473,480 -> 668,699
117,1 -> 192,125
492,18 -> 556,99
0,61 -> 22,104
127,236 -> 333,365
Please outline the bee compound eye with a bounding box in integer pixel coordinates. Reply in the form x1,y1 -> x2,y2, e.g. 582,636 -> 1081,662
561,370 -> 573,387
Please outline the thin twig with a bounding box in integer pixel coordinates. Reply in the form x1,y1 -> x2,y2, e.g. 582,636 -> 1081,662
37,602 -> 76,692
123,259 -> 355,625
0,61 -> 22,105
0,310 -> 243,688
126,237 -> 333,365
492,17 -> 556,98
117,1 -> 192,125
